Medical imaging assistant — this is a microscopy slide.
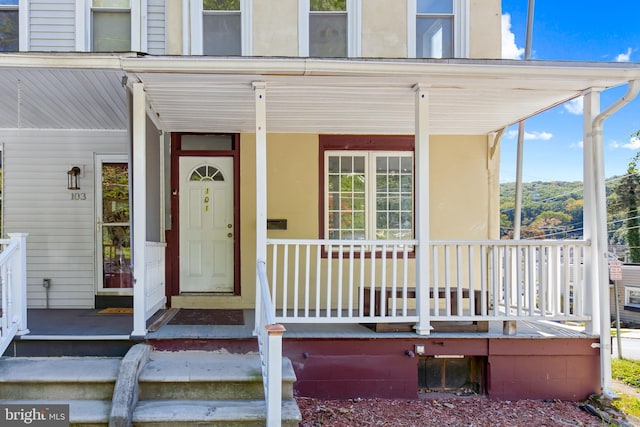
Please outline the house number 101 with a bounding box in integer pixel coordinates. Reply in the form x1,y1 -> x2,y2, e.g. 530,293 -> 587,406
71,193 -> 87,201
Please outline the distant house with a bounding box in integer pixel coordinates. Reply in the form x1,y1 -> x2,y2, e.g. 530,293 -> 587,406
1,0 -> 639,411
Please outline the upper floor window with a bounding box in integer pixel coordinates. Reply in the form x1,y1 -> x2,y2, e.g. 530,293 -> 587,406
191,0 -> 251,55
299,0 -> 360,57
0,0 -> 19,52
408,0 -> 468,58
92,0 -> 131,52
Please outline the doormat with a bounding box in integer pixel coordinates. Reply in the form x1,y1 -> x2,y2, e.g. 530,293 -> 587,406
98,307 -> 134,314
168,309 -> 244,326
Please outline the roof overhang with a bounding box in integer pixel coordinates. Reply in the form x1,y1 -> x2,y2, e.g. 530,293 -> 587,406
1,54 -> 640,134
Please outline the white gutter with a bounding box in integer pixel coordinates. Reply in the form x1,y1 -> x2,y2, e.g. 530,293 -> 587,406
592,80 -> 640,398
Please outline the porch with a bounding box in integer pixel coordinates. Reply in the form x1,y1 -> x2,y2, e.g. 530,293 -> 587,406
6,307 -> 599,402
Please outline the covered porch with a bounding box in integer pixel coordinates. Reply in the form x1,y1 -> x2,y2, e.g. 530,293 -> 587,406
2,54 -> 640,424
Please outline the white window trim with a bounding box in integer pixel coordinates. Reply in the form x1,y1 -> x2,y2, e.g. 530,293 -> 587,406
324,150 -> 414,241
189,0 -> 252,56
625,286 -> 640,307
0,1 -> 26,51
407,0 -> 468,59
76,0 -> 144,52
298,0 -> 361,57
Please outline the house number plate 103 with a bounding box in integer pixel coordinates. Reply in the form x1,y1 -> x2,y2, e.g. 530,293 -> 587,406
70,193 -> 87,201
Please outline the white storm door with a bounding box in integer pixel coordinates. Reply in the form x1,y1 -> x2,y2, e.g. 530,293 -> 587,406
179,156 -> 234,292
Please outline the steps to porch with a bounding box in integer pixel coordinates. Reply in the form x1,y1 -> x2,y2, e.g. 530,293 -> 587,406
0,346 -> 301,426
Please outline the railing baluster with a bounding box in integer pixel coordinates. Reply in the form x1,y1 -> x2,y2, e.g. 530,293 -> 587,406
391,245 -> 398,317
540,245 -> 548,315
347,245 -> 355,317
456,245 -> 463,317
282,245 -> 289,318
380,244 -> 387,318
480,245 -> 487,315
326,243 -> 333,318
432,245 -> 439,316
359,244 -> 365,317
271,244 -> 278,317
468,245 -> 475,316
337,245 -> 343,318
369,244 -> 376,318
528,245 -> 536,316
293,245 -> 300,318
444,245 -> 451,316
402,244 -> 409,317
304,244 -> 310,318
504,246 -> 511,316
315,244 -> 321,317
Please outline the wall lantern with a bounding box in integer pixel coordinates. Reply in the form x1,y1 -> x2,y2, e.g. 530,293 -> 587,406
67,166 -> 81,190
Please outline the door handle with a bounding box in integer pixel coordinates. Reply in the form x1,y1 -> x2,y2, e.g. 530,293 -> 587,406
227,233 -> 233,238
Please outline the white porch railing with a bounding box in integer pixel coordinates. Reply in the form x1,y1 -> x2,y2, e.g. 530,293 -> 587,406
265,239 -> 591,327
144,241 -> 167,321
256,259 -> 285,427
0,233 -> 28,356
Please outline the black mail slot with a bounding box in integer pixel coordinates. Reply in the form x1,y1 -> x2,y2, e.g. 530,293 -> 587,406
267,219 -> 287,230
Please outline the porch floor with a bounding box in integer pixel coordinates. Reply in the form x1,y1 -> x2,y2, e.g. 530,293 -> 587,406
19,309 -> 594,340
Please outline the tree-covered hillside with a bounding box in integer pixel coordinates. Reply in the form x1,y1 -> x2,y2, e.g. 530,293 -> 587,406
500,178 -> 625,241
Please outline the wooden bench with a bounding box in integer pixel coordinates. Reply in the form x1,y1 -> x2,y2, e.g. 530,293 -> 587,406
362,287 -> 485,317
362,287 -> 488,332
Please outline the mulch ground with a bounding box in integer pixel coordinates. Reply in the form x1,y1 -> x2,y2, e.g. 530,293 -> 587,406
297,395 -> 630,426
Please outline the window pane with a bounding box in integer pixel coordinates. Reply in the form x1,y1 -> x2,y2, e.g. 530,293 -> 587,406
0,0 -> 19,5
203,13 -> 241,55
181,134 -> 233,150
328,156 -> 339,172
311,0 -> 346,11
309,13 -> 347,57
417,17 -> 453,58
374,154 -> 414,241
93,11 -> 131,51
417,0 -> 453,14
93,0 -> 129,7
629,289 -> 640,305
0,10 -> 18,52
204,0 -> 240,10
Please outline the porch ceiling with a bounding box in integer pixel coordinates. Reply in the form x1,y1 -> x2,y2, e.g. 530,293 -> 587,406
0,66 -> 127,130
124,57 -> 640,135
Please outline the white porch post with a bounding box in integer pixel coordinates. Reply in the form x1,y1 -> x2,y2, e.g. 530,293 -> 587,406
583,89 -> 601,337
253,81 -> 267,334
132,82 -> 147,337
414,84 -> 431,335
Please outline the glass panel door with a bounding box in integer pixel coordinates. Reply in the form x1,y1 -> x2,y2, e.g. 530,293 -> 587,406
97,156 -> 132,290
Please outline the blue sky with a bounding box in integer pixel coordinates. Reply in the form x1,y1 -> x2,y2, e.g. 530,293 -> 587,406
500,0 -> 640,183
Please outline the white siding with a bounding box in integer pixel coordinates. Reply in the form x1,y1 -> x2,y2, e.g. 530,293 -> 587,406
147,0 -> 166,54
29,1 -> 76,52
1,129 -> 129,309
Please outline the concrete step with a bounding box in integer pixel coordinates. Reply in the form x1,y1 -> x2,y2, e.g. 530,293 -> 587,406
0,356 -> 120,400
133,399 -> 301,426
139,350 -> 296,401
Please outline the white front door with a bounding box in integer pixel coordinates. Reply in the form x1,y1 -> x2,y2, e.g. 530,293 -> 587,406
179,156 -> 234,293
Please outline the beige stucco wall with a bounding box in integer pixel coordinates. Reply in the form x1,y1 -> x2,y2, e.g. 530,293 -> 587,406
430,135 -> 494,239
469,0 -> 502,59
253,0 -> 299,56
361,0 -> 407,57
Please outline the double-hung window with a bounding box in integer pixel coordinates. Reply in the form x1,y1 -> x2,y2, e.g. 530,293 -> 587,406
191,0 -> 251,55
299,0 -> 360,57
408,0 -> 468,58
91,0 -> 132,52
0,0 -> 19,52
322,136 -> 414,243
